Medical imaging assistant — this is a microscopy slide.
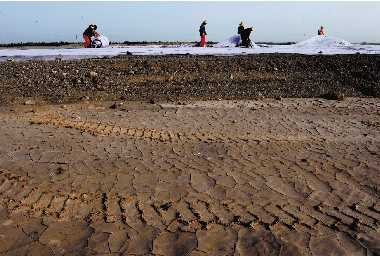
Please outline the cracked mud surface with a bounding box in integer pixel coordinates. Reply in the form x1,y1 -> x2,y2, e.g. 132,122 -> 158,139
1,98 -> 380,255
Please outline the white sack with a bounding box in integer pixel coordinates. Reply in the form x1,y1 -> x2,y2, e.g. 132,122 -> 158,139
92,35 -> 109,48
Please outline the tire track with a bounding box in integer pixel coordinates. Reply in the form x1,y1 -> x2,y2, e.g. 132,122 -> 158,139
1,168 -> 380,248
2,170 -> 379,236
29,114 -> 227,143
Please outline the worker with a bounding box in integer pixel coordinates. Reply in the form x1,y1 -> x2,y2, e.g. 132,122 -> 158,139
83,24 -> 99,48
199,20 -> 208,47
318,26 -> 324,35
240,26 -> 254,47
236,22 -> 245,46
238,22 -> 245,34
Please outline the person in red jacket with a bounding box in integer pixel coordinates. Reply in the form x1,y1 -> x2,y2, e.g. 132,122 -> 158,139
83,24 -> 98,48
318,26 -> 324,35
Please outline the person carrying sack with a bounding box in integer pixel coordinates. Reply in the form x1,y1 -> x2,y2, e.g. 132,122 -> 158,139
83,24 -> 98,48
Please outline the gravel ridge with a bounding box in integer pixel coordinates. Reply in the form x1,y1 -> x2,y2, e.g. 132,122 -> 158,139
1,54 -> 379,105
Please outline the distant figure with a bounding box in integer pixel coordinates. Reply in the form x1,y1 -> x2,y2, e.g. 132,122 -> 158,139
83,24 -> 99,48
240,26 -> 254,47
318,26 -> 324,35
199,20 -> 208,47
237,22 -> 245,46
238,22 -> 245,34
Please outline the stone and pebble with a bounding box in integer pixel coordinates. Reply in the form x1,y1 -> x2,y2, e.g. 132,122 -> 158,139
0,54 -> 380,106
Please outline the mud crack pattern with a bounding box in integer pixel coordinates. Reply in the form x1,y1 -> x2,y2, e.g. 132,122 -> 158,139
1,98 -> 380,255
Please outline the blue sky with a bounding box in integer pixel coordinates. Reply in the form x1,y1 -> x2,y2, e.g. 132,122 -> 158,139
1,1 -> 380,44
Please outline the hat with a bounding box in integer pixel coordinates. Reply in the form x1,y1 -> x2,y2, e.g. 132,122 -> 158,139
320,26 -> 324,29
250,26 -> 254,30
239,22 -> 245,26
203,20 -> 208,24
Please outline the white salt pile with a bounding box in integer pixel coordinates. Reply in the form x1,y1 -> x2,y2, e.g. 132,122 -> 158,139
294,35 -> 351,47
214,34 -> 257,48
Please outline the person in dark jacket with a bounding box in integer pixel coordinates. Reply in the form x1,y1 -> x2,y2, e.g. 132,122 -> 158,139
238,22 -> 245,34
236,22 -> 245,46
240,26 -> 254,47
199,20 -> 207,47
83,24 -> 98,48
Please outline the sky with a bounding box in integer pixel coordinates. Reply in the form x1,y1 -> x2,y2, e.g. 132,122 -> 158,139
1,1 -> 380,44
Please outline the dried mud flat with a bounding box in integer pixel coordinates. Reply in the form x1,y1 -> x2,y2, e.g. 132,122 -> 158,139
1,97 -> 380,255
1,54 -> 380,255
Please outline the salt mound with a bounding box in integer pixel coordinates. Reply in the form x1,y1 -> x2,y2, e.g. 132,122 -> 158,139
214,34 -> 257,48
214,35 -> 240,47
295,35 -> 351,47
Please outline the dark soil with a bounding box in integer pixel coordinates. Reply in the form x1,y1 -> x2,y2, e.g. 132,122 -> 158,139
1,54 -> 380,106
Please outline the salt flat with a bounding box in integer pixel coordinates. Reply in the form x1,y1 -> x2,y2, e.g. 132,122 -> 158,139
1,35 -> 380,62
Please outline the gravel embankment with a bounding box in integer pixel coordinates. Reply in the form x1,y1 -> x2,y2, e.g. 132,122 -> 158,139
1,54 -> 379,105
